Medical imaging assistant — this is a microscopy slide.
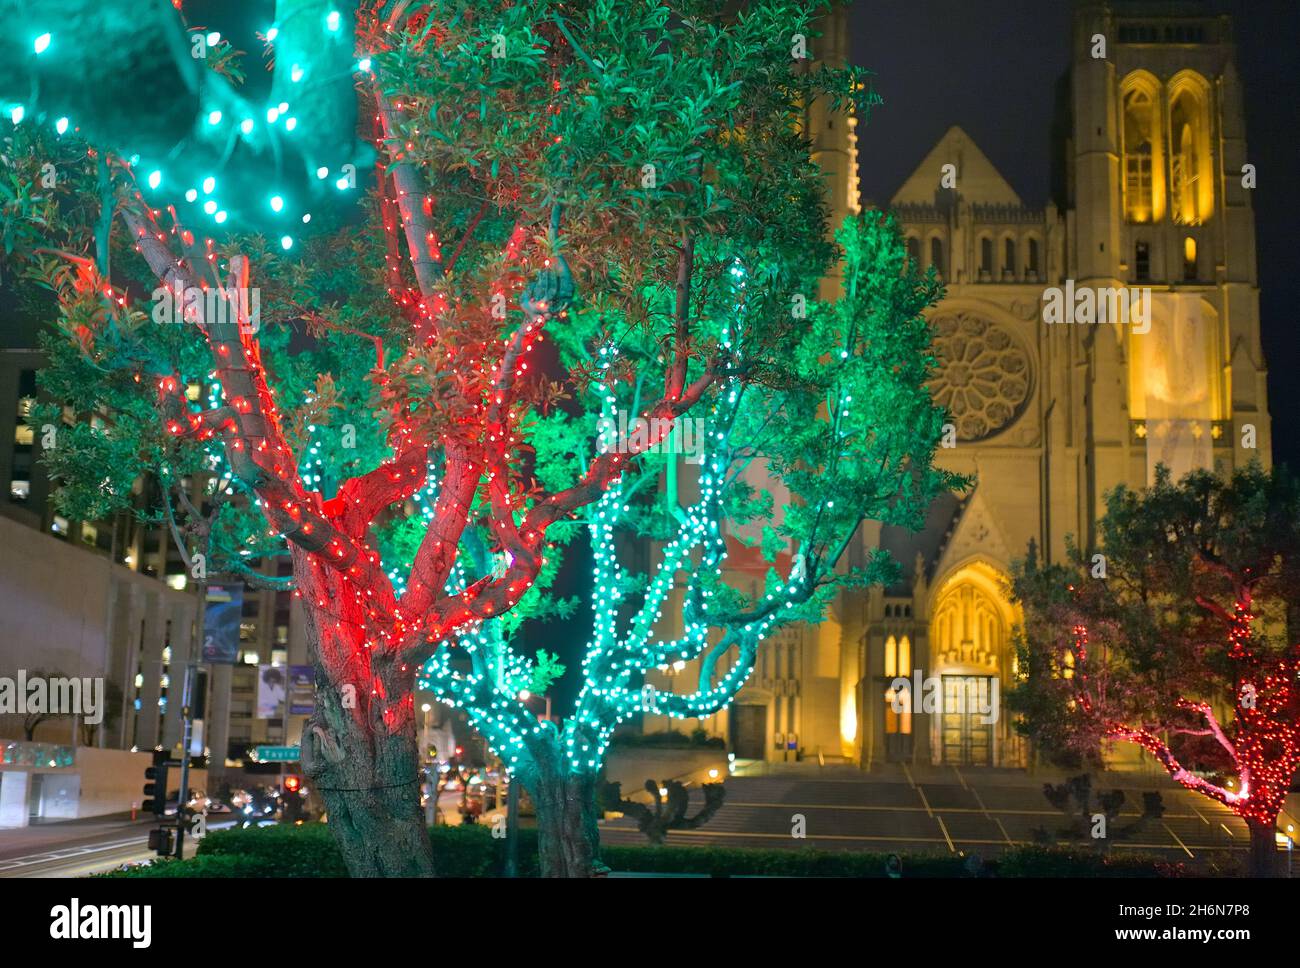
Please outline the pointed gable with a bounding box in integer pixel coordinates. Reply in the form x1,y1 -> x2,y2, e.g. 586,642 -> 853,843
890,125 -> 1023,208
933,486 -> 1015,580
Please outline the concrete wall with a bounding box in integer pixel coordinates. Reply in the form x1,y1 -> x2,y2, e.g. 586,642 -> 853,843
0,746 -> 208,826
0,513 -> 115,682
0,513 -> 200,750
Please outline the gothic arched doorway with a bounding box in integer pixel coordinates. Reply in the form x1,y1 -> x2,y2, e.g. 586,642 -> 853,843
928,561 -> 1023,767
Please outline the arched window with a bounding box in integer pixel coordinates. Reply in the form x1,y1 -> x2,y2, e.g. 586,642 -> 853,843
1123,88 -> 1155,222
1003,238 -> 1017,279
1169,76 -> 1213,225
883,635 -> 913,736
906,236 -> 921,266
929,237 -> 945,279
1120,72 -> 1166,224
1026,238 -> 1040,277
979,237 -> 993,278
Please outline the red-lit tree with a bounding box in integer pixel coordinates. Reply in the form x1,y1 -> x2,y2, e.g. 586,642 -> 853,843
4,0 -> 872,876
1012,465 -> 1300,876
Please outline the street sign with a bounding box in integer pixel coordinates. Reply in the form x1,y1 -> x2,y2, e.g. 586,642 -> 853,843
253,745 -> 300,762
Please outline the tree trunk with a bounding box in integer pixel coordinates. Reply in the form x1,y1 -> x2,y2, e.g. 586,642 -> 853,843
1247,818 -> 1280,878
530,767 -> 603,878
295,575 -> 434,878
301,687 -> 434,877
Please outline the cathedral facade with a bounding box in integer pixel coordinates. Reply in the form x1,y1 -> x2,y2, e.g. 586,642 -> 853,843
649,1 -> 1273,772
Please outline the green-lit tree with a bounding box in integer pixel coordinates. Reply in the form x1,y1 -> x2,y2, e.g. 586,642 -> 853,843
415,213 -> 955,876
2,0 -> 886,876
1011,465 -> 1300,876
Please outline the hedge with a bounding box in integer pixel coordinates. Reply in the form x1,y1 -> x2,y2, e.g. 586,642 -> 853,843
100,821 -> 1197,878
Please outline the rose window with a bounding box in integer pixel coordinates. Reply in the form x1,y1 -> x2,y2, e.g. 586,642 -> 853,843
929,314 -> 1030,441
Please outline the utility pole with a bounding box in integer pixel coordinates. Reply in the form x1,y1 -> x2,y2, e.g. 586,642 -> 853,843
173,662 -> 197,859
175,584 -> 208,857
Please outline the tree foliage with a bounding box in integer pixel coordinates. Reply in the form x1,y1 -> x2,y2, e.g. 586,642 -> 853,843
1011,464 -> 1300,859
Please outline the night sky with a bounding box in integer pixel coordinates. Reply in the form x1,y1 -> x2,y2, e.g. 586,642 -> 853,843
850,0 -> 1300,470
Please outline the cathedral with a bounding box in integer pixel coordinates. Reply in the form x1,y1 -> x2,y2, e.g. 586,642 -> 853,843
648,1 -> 1273,771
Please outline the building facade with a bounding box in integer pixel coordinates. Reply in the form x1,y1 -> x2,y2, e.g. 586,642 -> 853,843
0,335 -> 308,790
649,1 -> 1272,772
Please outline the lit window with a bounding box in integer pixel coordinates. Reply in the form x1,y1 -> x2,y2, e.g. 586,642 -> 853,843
1183,236 -> 1197,281
1123,87 -> 1157,222
14,424 -> 33,446
883,635 -> 913,735
883,684 -> 912,735
1169,80 -> 1212,225
1060,650 -> 1075,679
10,480 -> 30,502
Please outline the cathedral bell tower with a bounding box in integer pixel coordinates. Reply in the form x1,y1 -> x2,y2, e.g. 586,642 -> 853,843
1068,0 -> 1270,550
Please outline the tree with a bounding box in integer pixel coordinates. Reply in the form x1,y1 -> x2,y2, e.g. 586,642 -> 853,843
601,779 -> 727,845
20,668 -> 69,741
416,212 -> 956,876
1011,465 -> 1300,876
3,0 -> 879,876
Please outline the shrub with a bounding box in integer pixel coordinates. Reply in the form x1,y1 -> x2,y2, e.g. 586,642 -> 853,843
993,845 -> 1192,878
197,822 -> 348,876
98,822 -> 1193,878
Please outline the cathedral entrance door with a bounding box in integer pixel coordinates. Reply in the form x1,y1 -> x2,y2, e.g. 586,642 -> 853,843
940,675 -> 993,766
731,704 -> 767,761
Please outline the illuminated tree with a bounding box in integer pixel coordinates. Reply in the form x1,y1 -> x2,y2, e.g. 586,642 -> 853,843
417,214 -> 955,876
2,0 -> 877,876
1011,465 -> 1300,877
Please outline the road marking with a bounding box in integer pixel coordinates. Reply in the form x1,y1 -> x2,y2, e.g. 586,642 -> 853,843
0,836 -> 146,871
604,828 -> 969,845
1162,822 -> 1195,859
993,816 -> 1015,846
934,813 -> 956,853
901,763 -> 916,788
722,801 -> 1207,819
915,785 -> 933,817
952,765 -> 969,790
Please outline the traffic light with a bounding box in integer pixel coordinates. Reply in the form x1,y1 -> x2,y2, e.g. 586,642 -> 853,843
283,775 -> 302,794
147,827 -> 174,857
142,750 -> 169,816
